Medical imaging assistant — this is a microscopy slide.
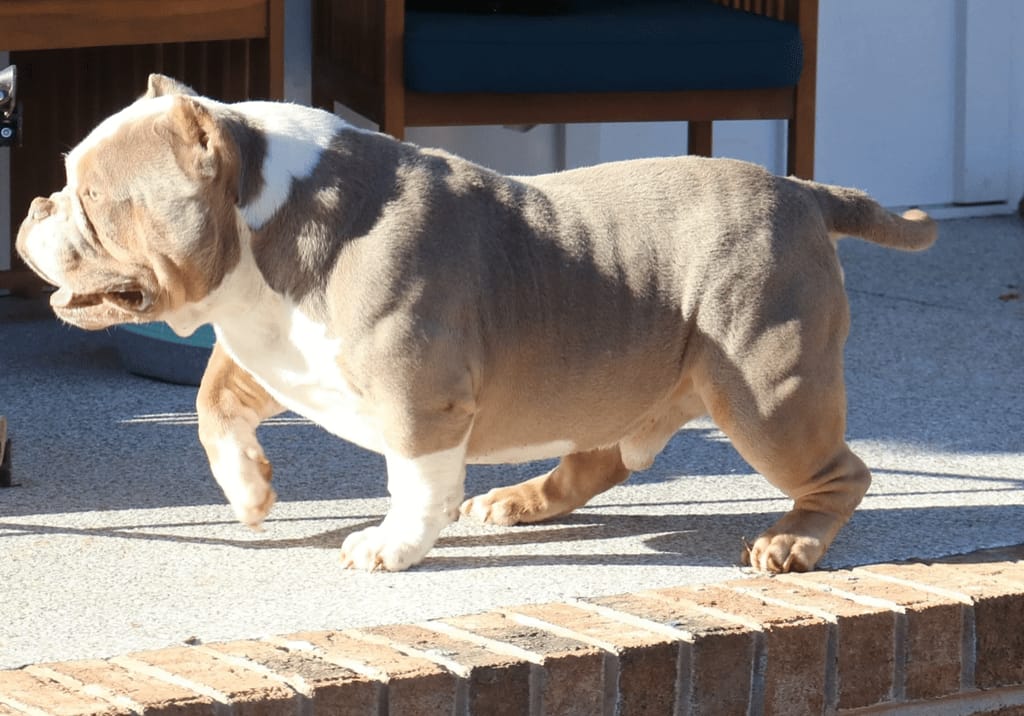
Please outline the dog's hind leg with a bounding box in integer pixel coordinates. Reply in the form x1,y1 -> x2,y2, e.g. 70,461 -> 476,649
197,341 -> 284,528
693,320 -> 870,573
461,446 -> 631,525
461,385 -> 705,526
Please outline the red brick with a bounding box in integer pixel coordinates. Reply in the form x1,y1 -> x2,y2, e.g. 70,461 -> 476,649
731,576 -> 896,709
584,591 -> 757,716
654,584 -> 829,716
859,560 -> 1024,596
28,659 -> 217,715
507,601 -> 680,716
0,667 -> 131,715
791,568 -> 965,699
860,561 -> 1024,689
204,640 -> 380,714
278,630 -> 457,716
355,622 -> 529,716
436,611 -> 604,716
115,645 -> 296,715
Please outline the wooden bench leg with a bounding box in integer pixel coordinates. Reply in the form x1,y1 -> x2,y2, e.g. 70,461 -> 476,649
382,114 -> 405,141
688,121 -> 713,157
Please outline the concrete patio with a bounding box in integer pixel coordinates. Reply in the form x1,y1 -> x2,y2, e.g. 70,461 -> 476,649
1,214 -> 1022,672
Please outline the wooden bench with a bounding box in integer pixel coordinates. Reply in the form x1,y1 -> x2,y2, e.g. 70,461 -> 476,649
312,0 -> 817,176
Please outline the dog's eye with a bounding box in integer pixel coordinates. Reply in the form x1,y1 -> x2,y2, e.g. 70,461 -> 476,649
83,187 -> 101,202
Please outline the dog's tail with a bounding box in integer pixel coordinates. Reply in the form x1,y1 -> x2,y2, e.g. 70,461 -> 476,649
800,179 -> 937,251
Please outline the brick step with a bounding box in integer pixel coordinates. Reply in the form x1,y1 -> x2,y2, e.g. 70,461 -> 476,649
2,545 -> 1023,715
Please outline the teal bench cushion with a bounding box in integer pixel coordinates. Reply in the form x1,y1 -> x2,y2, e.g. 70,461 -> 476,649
404,0 -> 803,94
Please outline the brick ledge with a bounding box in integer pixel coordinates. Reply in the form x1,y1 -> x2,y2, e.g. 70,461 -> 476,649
1,545 -> 1022,715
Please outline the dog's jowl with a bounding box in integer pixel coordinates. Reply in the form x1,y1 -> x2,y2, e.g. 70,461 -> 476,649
17,75 -> 937,573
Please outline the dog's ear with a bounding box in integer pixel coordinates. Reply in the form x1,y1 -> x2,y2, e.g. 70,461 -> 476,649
163,95 -> 223,182
161,96 -> 263,206
145,74 -> 198,99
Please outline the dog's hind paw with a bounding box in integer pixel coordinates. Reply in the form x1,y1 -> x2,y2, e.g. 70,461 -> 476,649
742,534 -> 822,573
460,489 -> 529,526
742,508 -> 844,573
460,480 -> 566,525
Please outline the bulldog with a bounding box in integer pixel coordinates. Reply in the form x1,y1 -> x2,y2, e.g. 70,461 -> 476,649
17,75 -> 936,573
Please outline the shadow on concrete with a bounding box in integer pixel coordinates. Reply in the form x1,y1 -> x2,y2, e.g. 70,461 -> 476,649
3,502 -> 1022,575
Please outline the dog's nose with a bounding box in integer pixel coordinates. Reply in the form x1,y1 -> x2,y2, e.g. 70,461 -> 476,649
15,196 -> 58,271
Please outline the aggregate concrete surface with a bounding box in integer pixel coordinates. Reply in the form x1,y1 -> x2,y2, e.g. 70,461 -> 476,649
1,215 -> 1022,670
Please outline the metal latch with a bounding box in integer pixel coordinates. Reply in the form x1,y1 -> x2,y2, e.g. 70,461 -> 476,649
0,65 -> 21,147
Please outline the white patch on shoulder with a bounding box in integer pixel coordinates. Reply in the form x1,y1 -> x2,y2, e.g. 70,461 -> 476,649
231,102 -> 347,231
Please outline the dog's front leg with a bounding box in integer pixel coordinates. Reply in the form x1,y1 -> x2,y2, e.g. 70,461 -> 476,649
197,342 -> 284,528
340,436 -> 468,572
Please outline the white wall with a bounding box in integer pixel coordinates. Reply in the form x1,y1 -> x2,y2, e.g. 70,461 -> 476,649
283,0 -> 312,105
815,0 -> 958,206
1004,0 -> 1024,214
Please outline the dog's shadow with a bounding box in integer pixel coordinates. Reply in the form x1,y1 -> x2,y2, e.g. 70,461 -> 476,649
423,500 -> 1024,572
4,501 -> 1022,574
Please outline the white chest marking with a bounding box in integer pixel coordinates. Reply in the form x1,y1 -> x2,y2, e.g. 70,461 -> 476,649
214,296 -> 384,455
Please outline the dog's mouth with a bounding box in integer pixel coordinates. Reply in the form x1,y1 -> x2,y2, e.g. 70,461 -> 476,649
50,284 -> 154,326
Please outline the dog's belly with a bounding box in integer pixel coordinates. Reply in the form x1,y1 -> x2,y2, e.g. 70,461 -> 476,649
466,439 -> 578,465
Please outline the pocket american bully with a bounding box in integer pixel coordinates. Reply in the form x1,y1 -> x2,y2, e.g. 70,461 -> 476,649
16,75 -> 936,573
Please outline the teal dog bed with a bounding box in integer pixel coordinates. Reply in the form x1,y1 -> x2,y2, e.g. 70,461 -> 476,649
115,323 -> 215,386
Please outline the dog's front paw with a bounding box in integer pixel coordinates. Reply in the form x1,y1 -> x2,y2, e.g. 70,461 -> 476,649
339,525 -> 431,572
212,444 -> 276,529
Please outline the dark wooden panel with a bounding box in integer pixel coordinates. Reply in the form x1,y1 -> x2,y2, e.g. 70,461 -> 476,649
312,0 -> 388,117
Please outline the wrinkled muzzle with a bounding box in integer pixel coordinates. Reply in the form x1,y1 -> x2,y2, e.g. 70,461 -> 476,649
16,192 -> 76,286
16,192 -> 154,330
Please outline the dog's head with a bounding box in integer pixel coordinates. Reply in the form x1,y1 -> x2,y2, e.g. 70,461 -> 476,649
16,75 -> 250,331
